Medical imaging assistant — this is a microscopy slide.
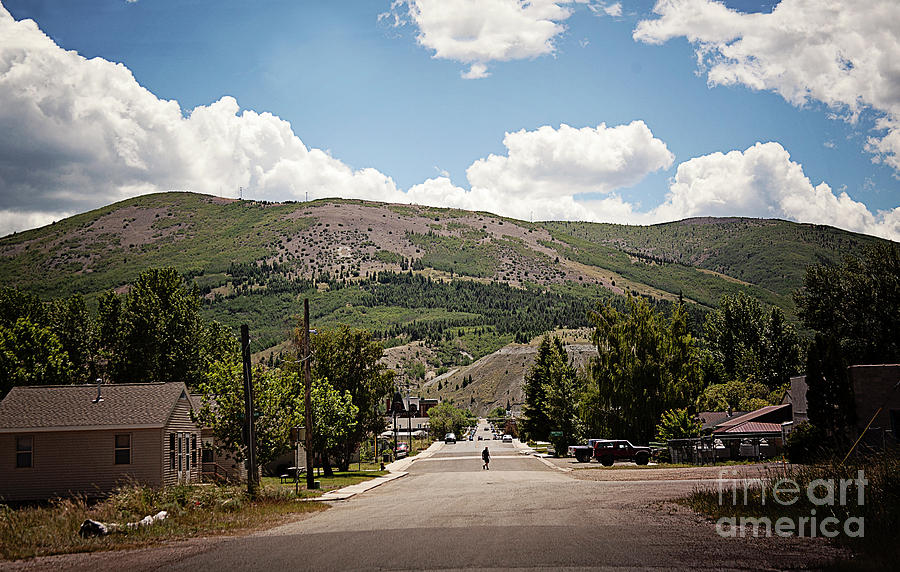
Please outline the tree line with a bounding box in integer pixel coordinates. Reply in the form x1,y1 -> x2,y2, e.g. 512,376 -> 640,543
0,267 -> 396,478
519,243 -> 898,457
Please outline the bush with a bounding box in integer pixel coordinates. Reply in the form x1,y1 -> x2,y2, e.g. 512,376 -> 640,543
785,421 -> 827,463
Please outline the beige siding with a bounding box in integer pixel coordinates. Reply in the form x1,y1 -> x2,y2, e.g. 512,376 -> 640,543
0,429 -> 162,502
200,428 -> 247,483
162,397 -> 201,486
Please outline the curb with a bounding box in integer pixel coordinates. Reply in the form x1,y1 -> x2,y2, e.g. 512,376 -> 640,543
534,455 -> 573,473
311,471 -> 409,502
312,441 -> 444,502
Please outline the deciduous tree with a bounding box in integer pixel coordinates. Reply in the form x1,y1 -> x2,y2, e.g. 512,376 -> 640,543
795,243 -> 900,364
306,325 -> 393,471
588,296 -> 703,444
195,360 -> 304,468
656,408 -> 702,441
0,318 -> 72,397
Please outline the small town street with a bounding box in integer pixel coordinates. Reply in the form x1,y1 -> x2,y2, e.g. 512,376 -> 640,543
3,421 -> 847,571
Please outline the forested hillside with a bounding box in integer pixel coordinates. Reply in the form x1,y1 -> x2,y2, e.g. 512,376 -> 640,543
0,192 -> 887,373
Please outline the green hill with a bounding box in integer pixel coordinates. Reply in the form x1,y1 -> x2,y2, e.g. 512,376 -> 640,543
0,192 -> 887,365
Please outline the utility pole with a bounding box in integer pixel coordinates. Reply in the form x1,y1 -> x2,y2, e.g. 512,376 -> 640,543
240,324 -> 258,497
303,298 -> 315,490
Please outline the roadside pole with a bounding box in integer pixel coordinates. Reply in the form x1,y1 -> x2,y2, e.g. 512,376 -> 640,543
303,299 -> 316,490
240,324 -> 258,497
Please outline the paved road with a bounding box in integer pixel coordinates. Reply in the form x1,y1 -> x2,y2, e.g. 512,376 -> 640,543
7,420 -> 845,571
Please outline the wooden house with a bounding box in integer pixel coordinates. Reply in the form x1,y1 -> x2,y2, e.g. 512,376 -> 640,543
0,382 -> 200,502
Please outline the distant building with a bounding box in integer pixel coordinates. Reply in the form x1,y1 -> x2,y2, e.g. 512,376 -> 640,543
384,395 -> 438,418
0,382 -> 200,502
671,405 -> 791,463
788,364 -> 900,449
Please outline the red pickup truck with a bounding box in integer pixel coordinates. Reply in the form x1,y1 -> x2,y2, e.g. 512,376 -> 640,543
570,439 -> 651,465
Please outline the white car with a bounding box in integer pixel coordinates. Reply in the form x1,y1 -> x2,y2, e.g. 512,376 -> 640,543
501,434 -> 513,443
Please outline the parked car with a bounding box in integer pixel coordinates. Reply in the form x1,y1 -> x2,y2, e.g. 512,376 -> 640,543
568,438 -> 606,462
395,443 -> 409,458
592,440 -> 651,466
501,434 -> 513,443
444,433 -> 456,443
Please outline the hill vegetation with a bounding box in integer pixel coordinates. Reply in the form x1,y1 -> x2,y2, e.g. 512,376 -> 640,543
0,192 -> 889,395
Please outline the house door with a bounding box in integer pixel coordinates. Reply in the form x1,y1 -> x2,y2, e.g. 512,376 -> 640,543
183,433 -> 191,483
176,432 -> 192,484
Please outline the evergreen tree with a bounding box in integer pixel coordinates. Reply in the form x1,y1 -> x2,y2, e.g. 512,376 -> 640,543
543,338 -> 581,454
521,336 -> 553,442
805,334 -> 856,444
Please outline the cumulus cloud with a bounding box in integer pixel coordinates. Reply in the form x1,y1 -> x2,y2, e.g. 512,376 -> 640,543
405,121 -> 673,221
467,121 -> 674,198
0,4 -> 406,235
383,0 -> 581,79
633,0 -> 900,173
408,138 -> 900,241
1,3 -> 897,242
649,141 -> 900,240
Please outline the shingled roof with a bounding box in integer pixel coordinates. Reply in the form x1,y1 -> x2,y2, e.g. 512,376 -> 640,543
713,404 -> 791,432
0,382 -> 193,432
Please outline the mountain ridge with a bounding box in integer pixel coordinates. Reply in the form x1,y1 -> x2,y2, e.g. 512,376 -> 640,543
0,192 -> 889,372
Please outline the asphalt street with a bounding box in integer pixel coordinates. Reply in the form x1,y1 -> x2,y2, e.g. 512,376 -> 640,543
162,421 -> 842,571
5,420 -> 846,571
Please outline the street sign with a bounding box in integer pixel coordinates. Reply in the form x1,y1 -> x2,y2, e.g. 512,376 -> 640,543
550,431 -> 563,438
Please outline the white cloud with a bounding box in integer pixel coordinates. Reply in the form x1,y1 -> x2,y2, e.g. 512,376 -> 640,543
467,121 -> 674,199
407,138 -> 900,241
384,0 -> 581,79
633,0 -> 900,174
1,3 -> 897,242
407,121 -> 673,222
649,141 -> 900,240
591,2 -> 622,17
460,62 -> 490,80
0,5 -> 406,235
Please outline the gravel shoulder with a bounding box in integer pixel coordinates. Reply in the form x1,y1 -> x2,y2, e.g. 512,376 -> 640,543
541,459 -> 782,481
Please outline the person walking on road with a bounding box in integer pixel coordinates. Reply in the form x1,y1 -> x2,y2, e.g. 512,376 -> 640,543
482,446 -> 490,470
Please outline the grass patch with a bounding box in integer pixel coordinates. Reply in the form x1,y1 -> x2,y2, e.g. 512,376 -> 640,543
261,470 -> 387,491
1,469 -> 388,561
679,456 -> 900,570
0,483 -> 330,561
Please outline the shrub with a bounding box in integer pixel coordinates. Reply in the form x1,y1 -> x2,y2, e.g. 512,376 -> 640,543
785,421 -> 827,463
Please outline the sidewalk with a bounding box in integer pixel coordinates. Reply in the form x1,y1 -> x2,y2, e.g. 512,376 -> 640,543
314,440 -> 444,501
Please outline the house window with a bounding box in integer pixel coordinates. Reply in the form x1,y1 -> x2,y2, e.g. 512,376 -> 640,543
169,433 -> 176,469
16,436 -> 33,468
114,434 -> 131,465
191,434 -> 197,467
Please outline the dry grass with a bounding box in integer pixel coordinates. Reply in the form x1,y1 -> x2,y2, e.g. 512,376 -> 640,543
0,481 -> 336,561
680,455 -> 900,570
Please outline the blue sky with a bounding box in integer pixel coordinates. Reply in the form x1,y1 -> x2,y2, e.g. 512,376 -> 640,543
0,1 -> 898,239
